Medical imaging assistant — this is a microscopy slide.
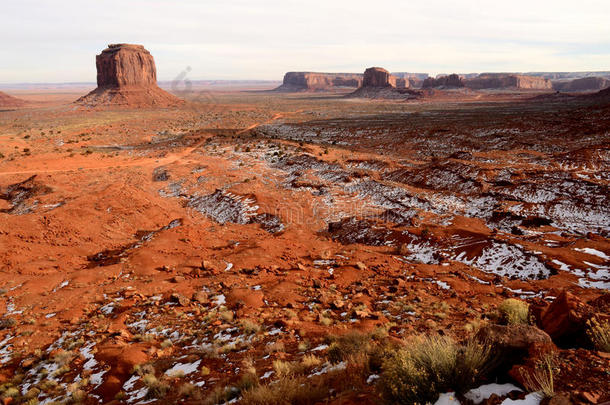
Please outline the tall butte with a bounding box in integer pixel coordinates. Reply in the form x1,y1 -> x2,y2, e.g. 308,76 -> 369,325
76,44 -> 182,107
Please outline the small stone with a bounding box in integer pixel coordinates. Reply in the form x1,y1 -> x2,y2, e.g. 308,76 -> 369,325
355,262 -> 367,271
170,293 -> 190,306
192,291 -> 208,304
171,276 -> 185,283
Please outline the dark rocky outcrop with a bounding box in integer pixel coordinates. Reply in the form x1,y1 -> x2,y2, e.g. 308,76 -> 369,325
275,72 -> 363,91
465,73 -> 552,90
422,74 -> 465,89
76,44 -> 182,107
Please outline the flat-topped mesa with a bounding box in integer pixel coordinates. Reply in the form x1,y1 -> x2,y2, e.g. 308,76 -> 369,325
362,67 -> 397,88
276,72 -> 363,91
76,44 -> 182,107
96,44 -> 157,88
465,73 -> 552,90
553,77 -> 610,92
422,74 -> 465,89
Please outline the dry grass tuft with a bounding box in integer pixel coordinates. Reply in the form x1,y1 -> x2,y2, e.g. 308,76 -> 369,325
586,317 -> 610,352
379,335 -> 494,404
498,298 -> 530,325
521,352 -> 558,398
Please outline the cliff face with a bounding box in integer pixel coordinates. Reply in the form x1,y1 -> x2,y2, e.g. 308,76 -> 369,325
276,72 -> 362,91
553,77 -> 610,92
96,44 -> 157,88
465,74 -> 552,90
76,44 -> 182,107
395,78 -> 410,89
422,74 -> 465,89
362,67 -> 396,88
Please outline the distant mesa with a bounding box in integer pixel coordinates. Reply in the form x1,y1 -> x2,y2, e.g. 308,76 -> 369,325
275,72 -> 363,91
422,74 -> 465,89
0,91 -> 27,108
348,67 -> 421,99
553,76 -> 610,92
464,73 -> 552,90
76,44 -> 183,108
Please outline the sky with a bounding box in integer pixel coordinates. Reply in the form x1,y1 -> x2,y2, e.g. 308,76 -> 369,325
1,0 -> 610,83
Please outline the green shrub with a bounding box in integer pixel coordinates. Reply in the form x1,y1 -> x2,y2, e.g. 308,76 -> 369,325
499,299 -> 529,325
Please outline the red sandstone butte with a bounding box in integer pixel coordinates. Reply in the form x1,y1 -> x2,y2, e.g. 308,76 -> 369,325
76,44 -> 182,107
362,67 -> 397,88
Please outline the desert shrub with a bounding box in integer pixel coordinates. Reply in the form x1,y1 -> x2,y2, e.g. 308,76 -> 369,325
521,352 -> 558,398
379,335 -> 493,404
586,318 -> 610,352
272,355 -> 323,378
499,298 -> 530,325
240,319 -> 261,334
240,376 -> 328,405
142,374 -> 169,399
327,331 -> 372,364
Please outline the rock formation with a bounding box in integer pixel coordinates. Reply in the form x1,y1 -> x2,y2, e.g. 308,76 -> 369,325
362,67 -> 396,88
465,73 -> 552,90
0,91 -> 27,108
348,67 -> 420,99
553,77 -> 610,92
275,72 -> 363,91
422,74 -> 465,89
395,78 -> 410,89
76,44 -> 182,107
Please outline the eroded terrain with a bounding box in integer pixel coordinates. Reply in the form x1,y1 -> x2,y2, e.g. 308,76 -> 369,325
0,90 -> 608,404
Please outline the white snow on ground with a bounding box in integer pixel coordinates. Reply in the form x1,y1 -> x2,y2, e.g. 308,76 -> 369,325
164,360 -> 201,376
465,383 -> 522,404
578,278 -> 610,289
435,383 -> 533,405
575,247 -> 610,260
434,392 -> 461,405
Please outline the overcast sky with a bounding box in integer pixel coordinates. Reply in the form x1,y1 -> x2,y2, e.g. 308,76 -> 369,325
1,0 -> 609,83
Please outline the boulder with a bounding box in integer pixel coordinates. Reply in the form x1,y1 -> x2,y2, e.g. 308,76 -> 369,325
362,67 -> 396,88
539,290 -> 595,344
476,324 -> 553,352
76,44 -> 182,107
